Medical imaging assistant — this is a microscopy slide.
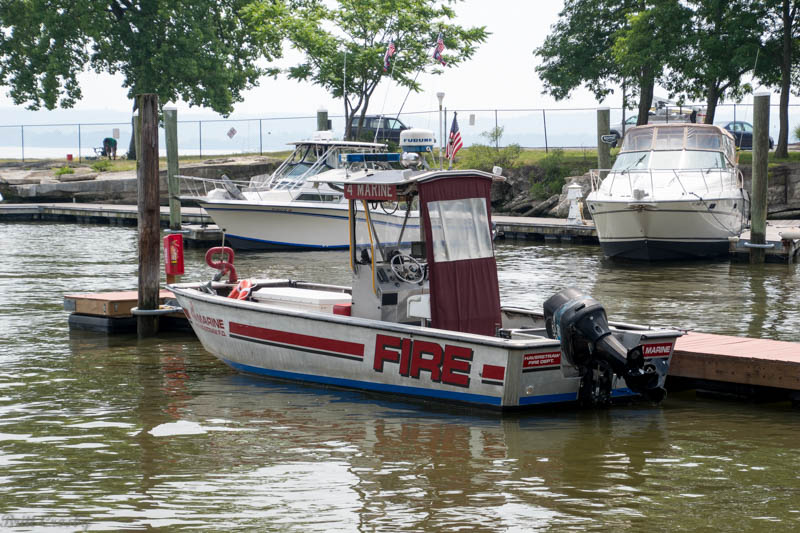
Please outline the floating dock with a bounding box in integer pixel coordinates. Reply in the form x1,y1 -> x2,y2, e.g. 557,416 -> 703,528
64,290 -> 187,333
670,331 -> 800,403
493,215 -> 598,243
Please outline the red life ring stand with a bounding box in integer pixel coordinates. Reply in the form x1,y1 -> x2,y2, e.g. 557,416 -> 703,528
228,279 -> 254,300
205,246 -> 238,283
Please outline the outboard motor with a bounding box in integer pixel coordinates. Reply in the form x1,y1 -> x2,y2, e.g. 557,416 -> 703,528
543,288 -> 665,405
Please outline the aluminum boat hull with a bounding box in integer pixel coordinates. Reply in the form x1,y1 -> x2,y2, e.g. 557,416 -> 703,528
171,284 -> 679,409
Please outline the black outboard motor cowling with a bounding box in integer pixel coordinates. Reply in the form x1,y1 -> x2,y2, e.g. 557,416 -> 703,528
544,288 -> 664,404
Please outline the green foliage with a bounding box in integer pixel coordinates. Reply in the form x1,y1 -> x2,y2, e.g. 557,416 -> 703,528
0,1 -> 287,114
529,149 -> 573,200
535,0 -> 631,102
481,126 -> 505,146
283,0 -> 488,139
54,166 -> 74,176
459,144 -> 521,172
794,123 -> 800,142
91,160 -> 113,172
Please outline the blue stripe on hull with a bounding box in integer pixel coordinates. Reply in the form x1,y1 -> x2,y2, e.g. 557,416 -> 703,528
518,392 -> 578,405
224,359 -> 503,406
225,233 -> 349,250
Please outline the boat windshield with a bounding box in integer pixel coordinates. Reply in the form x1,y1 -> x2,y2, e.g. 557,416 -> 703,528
612,150 -> 727,171
426,198 -> 493,262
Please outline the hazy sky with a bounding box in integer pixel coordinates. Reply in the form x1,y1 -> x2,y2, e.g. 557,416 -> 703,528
0,0 -> 788,122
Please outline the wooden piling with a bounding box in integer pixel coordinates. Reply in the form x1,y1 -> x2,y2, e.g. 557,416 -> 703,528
597,108 -> 611,179
136,94 -> 161,337
750,93 -> 770,264
163,105 -> 181,231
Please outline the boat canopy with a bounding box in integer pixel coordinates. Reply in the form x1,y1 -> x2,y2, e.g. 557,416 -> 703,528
318,168 -> 504,336
620,124 -> 736,161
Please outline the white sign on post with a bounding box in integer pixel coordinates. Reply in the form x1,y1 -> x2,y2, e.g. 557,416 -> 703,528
112,128 -> 120,139
227,127 -> 237,139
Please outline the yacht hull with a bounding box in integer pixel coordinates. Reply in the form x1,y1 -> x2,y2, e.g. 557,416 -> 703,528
199,200 -> 419,250
587,197 -> 746,260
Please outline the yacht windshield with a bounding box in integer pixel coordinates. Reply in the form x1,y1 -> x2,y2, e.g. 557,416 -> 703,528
612,150 -> 726,171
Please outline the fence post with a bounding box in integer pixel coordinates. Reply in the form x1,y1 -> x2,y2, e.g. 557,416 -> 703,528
78,124 -> 82,163
494,109 -> 499,150
198,121 -> 202,158
542,109 -> 549,153
164,105 -> 181,231
259,119 -> 263,155
750,93 -> 770,264
597,107 -> 611,179
136,93 -> 161,337
20,126 -> 24,163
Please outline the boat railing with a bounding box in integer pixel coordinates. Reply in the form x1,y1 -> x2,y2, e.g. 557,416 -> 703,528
590,168 -> 741,201
178,175 -> 254,200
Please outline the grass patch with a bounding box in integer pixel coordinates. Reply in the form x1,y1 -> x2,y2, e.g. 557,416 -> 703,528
54,166 -> 74,176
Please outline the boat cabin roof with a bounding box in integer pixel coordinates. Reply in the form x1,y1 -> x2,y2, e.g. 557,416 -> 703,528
309,168 -> 504,199
621,124 -> 736,160
287,140 -> 386,149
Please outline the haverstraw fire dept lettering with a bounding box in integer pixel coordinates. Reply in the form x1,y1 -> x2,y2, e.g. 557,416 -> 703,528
373,334 -> 472,387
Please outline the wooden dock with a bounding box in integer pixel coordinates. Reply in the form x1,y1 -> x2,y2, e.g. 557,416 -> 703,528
64,290 -> 187,333
493,215 -> 598,243
0,202 -> 221,246
670,331 -> 800,402
729,220 -> 800,263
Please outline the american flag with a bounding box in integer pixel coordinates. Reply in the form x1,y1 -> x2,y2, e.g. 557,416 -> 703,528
383,41 -> 396,72
446,112 -> 463,161
432,33 -> 446,66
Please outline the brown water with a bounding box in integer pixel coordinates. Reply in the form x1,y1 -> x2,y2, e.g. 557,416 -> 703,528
1,222 -> 799,531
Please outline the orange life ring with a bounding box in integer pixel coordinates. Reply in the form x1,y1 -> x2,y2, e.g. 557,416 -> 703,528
228,279 -> 253,300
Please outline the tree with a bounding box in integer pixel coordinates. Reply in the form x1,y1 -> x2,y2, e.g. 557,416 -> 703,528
655,0 -> 766,124
535,0 -> 668,125
611,1 -> 692,124
757,0 -> 800,157
281,0 -> 488,140
0,0 -> 286,156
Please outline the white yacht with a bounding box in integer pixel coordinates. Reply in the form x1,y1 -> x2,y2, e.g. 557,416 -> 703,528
586,124 -> 749,260
180,132 -> 428,250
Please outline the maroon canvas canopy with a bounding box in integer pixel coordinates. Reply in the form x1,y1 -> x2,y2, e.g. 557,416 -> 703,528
419,175 -> 502,336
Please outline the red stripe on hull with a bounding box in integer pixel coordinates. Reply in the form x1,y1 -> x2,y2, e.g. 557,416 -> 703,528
482,364 -> 505,382
230,322 -> 365,358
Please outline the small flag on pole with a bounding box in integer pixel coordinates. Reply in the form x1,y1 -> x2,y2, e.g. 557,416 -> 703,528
383,41 -> 396,72
446,112 -> 463,162
432,33 -> 446,66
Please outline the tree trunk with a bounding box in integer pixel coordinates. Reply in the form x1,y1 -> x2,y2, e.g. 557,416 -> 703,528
775,0 -> 793,158
636,68 -> 654,125
704,83 -> 719,124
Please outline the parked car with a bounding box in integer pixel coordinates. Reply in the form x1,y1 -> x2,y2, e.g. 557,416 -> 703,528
347,115 -> 409,143
721,121 -> 774,150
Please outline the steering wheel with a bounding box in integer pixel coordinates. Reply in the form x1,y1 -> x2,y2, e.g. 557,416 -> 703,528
390,253 -> 426,284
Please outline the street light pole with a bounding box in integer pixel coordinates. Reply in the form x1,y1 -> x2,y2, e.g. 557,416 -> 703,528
436,92 -> 445,169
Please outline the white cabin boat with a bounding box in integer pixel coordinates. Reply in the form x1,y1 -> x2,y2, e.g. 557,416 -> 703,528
170,161 -> 681,409
180,133 -> 429,250
586,124 -> 748,260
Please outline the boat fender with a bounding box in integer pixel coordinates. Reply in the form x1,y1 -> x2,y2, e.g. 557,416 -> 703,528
228,279 -> 253,300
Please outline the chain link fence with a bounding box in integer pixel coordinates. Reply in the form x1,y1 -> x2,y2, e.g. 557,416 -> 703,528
1,103 -> 798,161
